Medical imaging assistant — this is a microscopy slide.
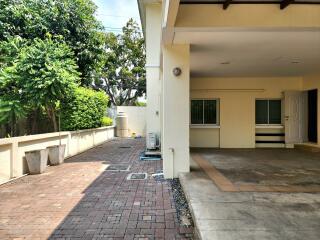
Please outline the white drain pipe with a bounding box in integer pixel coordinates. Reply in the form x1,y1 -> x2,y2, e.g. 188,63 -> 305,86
169,147 -> 174,179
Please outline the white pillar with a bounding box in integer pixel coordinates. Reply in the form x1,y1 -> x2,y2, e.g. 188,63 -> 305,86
145,4 -> 162,146
162,44 -> 190,178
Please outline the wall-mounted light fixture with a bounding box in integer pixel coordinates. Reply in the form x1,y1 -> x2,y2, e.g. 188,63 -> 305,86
173,67 -> 182,76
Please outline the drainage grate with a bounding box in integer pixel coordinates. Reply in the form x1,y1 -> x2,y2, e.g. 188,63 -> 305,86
127,173 -> 148,180
140,151 -> 162,161
119,146 -> 132,149
105,164 -> 131,171
152,170 -> 165,182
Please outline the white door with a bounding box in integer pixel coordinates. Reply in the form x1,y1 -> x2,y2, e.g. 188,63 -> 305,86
284,91 -> 303,144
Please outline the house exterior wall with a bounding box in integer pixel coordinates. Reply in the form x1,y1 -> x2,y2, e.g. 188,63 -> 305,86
303,74 -> 320,146
145,4 -> 162,145
190,77 -> 303,148
162,44 -> 190,178
139,1 -> 320,179
190,128 -> 220,148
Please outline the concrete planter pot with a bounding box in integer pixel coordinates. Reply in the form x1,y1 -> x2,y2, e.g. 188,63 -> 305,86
25,149 -> 48,174
47,145 -> 66,165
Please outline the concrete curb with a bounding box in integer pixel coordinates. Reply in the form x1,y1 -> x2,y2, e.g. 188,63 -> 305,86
179,173 -> 202,240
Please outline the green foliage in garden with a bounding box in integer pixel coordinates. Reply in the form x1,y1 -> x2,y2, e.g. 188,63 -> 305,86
60,87 -> 109,131
135,101 -> 147,107
0,0 -> 105,85
0,36 -> 80,132
0,100 -> 27,136
0,1 -> 146,135
101,116 -> 113,127
95,19 -> 146,106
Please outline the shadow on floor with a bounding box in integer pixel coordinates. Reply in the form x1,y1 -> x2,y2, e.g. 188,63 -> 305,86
48,138 -> 193,239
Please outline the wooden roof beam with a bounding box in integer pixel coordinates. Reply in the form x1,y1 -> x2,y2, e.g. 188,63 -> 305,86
280,0 -> 295,9
223,0 -> 232,9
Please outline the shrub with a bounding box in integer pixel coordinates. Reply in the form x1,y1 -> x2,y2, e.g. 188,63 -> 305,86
60,87 -> 109,131
101,116 -> 113,126
135,101 -> 146,107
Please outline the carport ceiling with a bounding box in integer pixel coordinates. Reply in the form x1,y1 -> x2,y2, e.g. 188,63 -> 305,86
174,30 -> 320,77
180,0 -> 320,10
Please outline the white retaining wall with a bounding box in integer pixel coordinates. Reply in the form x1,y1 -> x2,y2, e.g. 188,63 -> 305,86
0,127 -> 115,184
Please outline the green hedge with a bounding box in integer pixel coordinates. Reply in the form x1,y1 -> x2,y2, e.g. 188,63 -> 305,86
101,116 -> 113,126
61,87 -> 109,131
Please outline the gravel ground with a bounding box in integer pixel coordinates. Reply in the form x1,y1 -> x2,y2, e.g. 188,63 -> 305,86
152,172 -> 194,228
169,178 -> 194,227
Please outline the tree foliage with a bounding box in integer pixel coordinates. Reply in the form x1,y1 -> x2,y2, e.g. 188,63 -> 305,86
0,36 -> 80,132
60,87 -> 109,131
0,2 -> 146,136
95,19 -> 146,106
101,116 -> 113,127
0,100 -> 26,136
0,0 -> 105,85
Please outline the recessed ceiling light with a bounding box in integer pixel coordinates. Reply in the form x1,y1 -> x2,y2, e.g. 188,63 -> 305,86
220,61 -> 230,65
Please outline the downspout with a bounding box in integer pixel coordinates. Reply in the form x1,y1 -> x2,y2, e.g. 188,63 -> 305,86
169,147 -> 174,178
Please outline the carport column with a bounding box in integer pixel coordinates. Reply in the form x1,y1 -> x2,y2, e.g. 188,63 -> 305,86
145,4 -> 162,145
162,44 -> 190,178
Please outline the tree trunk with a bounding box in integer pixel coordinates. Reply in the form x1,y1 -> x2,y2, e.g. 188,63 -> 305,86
30,108 -> 39,134
4,123 -> 10,137
51,108 -> 58,132
10,122 -> 13,137
46,106 -> 58,132
10,114 -> 16,137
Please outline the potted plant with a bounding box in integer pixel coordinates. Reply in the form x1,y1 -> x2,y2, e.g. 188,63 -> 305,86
47,114 -> 66,165
25,149 -> 48,174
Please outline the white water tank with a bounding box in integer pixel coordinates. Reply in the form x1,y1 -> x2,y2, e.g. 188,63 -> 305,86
116,112 -> 129,137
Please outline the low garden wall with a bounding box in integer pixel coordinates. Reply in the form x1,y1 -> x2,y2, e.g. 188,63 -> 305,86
0,126 -> 115,185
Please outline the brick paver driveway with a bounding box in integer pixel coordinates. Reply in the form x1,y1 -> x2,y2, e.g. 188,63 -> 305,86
0,138 -> 193,240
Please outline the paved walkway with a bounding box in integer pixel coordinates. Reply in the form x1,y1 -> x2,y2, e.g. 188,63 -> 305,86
0,138 -> 193,240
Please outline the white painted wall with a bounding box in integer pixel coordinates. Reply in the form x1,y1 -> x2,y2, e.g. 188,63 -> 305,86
145,4 -> 162,144
117,106 -> 146,137
190,77 -> 303,148
162,44 -> 190,178
0,127 -> 115,185
190,128 -> 220,148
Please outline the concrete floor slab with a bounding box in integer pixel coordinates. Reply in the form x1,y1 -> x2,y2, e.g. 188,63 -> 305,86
199,149 -> 320,187
180,150 -> 320,240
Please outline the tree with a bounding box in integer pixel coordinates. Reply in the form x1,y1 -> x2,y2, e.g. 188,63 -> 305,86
0,37 -> 28,136
0,36 -> 80,132
0,0 -> 105,85
95,19 -> 146,106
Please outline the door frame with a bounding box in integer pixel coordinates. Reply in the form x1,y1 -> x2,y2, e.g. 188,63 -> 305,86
308,89 -> 318,143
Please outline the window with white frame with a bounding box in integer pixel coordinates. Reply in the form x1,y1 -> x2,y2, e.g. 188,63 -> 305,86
255,99 -> 282,125
191,99 -> 219,125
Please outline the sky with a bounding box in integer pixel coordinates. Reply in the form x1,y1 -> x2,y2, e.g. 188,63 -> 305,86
93,0 -> 141,33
